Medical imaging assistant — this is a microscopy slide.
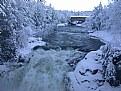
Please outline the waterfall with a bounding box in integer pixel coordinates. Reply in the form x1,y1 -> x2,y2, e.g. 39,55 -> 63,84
1,49 -> 78,91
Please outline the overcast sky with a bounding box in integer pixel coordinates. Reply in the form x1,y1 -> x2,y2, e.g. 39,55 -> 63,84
45,0 -> 108,11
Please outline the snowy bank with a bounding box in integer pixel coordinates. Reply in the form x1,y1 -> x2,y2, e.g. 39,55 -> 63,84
89,30 -> 121,47
89,30 -> 113,44
19,37 -> 46,56
67,46 -> 121,91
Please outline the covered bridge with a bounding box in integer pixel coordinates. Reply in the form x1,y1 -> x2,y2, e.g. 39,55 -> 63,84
70,16 -> 89,23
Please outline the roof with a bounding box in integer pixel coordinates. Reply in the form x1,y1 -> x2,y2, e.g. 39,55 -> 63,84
70,16 -> 89,17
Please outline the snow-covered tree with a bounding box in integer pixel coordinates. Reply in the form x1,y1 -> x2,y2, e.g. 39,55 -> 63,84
0,0 -> 17,62
105,0 -> 121,46
101,45 -> 121,86
108,0 -> 121,32
86,2 -> 104,31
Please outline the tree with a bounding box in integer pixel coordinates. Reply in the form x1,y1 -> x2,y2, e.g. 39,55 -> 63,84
106,0 -> 121,46
0,0 -> 17,62
87,2 -> 103,31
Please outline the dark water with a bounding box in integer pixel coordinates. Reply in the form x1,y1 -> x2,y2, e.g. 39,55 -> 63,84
43,26 -> 105,52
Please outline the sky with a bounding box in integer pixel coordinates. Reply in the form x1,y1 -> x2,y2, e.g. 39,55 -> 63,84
45,0 -> 109,11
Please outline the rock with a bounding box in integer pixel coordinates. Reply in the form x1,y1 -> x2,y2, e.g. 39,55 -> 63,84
32,45 -> 61,51
112,55 -> 121,65
91,69 -> 98,75
67,50 -> 104,91
66,52 -> 87,70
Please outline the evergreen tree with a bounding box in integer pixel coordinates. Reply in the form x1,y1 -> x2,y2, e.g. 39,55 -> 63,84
108,0 -> 121,45
87,2 -> 103,31
0,0 -> 16,62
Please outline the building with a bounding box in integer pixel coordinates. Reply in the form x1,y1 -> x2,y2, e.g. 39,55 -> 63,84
70,16 -> 89,25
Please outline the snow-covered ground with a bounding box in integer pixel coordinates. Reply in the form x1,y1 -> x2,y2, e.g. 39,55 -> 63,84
89,30 -> 121,47
89,30 -> 114,44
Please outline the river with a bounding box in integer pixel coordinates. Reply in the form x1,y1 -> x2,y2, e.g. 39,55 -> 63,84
0,26 -> 105,91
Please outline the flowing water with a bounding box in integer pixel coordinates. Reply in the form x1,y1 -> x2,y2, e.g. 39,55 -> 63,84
1,50 -> 84,91
43,26 -> 105,52
0,26 -> 105,91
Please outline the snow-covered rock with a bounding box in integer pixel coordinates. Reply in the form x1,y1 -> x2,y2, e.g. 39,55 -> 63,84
19,37 -> 46,56
67,46 -> 121,91
67,50 -> 103,91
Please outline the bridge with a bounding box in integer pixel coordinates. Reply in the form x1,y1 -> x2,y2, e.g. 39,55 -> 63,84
70,16 -> 89,25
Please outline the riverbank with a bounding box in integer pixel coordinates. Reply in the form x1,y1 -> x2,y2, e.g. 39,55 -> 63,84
89,30 -> 121,48
67,30 -> 121,91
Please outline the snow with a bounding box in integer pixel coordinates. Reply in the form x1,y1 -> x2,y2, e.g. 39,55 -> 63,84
28,37 -> 46,49
1,0 -> 121,90
89,30 -> 114,44
0,65 -> 8,72
18,48 -> 31,56
57,23 -> 68,27
76,51 -> 102,71
89,30 -> 121,47
1,32 -> 121,91
76,24 -> 82,26
67,49 -> 121,91
19,37 -> 46,56
70,16 -> 89,18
